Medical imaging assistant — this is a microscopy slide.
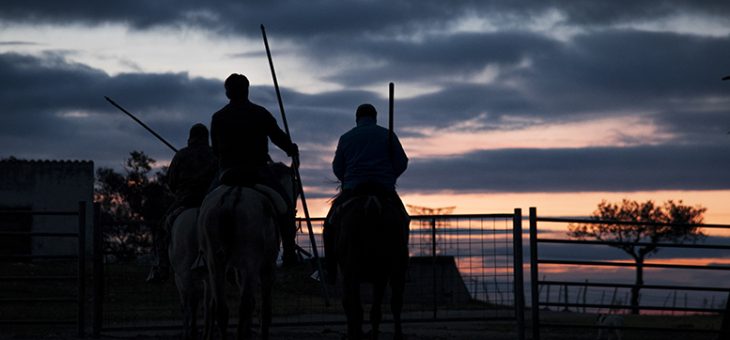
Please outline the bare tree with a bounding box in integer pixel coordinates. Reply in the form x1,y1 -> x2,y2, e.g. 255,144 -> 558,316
567,199 -> 706,314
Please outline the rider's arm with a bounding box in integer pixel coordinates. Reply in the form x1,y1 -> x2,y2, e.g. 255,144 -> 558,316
210,116 -> 219,158
392,135 -> 408,177
167,152 -> 181,193
332,137 -> 346,182
266,114 -> 298,157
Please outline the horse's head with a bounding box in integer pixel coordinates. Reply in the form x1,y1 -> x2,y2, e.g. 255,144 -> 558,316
268,162 -> 299,209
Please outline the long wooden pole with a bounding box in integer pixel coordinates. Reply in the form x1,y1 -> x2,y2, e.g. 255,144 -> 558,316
388,82 -> 394,161
261,24 -> 329,305
104,96 -> 178,153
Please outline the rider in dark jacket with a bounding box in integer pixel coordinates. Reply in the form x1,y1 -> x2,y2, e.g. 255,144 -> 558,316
324,103 -> 409,283
210,73 -> 300,266
147,123 -> 217,283
168,124 -> 218,208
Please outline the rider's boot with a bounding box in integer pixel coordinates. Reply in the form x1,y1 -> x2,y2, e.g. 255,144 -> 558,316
279,212 -> 300,267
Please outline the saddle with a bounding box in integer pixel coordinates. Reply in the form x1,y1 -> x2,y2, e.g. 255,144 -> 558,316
218,166 -> 290,215
327,183 -> 408,227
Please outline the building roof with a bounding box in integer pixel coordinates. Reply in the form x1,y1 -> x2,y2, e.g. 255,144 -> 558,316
0,158 -> 93,165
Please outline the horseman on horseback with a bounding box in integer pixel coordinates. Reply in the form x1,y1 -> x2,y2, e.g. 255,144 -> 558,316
324,103 -> 409,283
210,73 -> 300,266
147,123 -> 217,283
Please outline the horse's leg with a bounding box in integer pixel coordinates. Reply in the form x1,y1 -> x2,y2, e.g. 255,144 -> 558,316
173,274 -> 190,339
210,254 -> 229,339
202,279 -> 213,340
369,278 -> 387,340
237,274 -> 255,340
260,265 -> 274,340
342,273 -> 364,340
190,280 -> 201,340
390,269 -> 406,340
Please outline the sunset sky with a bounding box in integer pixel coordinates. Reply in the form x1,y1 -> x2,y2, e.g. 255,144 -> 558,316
1,1 -> 729,221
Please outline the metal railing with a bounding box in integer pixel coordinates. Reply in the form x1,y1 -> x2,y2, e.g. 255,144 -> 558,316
0,201 -> 87,337
94,210 -> 526,339
291,211 -> 526,339
529,207 -> 730,340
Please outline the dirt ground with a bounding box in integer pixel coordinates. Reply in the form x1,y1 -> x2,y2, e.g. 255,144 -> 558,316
0,321 -> 515,340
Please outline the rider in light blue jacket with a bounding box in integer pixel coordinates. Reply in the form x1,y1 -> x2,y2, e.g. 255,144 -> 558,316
332,104 -> 408,190
324,103 -> 409,284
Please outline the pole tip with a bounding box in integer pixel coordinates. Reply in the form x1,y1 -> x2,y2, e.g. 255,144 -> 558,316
261,24 -> 265,30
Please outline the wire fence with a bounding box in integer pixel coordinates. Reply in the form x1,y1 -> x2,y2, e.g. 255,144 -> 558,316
528,207 -> 730,340
94,211 -> 525,336
0,202 -> 87,337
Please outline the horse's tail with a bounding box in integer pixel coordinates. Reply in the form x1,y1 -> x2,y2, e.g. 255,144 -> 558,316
218,186 -> 240,254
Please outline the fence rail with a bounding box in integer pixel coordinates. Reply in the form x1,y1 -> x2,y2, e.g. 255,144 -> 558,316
95,211 -> 526,339
0,201 -> 87,338
529,207 -> 730,340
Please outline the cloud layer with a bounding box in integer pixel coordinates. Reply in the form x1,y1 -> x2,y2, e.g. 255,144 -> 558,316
2,1 -> 730,197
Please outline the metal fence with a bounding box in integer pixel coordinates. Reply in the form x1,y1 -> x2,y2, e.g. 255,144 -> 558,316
289,212 -> 525,327
95,210 -> 526,338
528,207 -> 730,340
0,201 -> 87,337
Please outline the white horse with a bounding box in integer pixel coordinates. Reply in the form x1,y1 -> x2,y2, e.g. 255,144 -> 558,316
199,163 -> 294,340
169,207 -> 205,339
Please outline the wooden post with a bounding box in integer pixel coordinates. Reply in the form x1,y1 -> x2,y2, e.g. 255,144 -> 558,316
77,201 -> 86,338
91,203 -> 103,338
388,82 -> 394,162
512,209 -> 526,340
431,217 -> 438,320
529,207 -> 540,340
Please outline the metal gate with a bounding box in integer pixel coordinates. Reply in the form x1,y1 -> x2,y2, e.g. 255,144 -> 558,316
528,207 -> 730,340
94,210 -> 526,338
0,201 -> 88,337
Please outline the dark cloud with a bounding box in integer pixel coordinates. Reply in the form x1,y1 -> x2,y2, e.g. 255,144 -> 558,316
2,1 -> 729,38
399,145 -> 730,193
3,2 -> 730,196
317,31 -> 561,87
0,41 -> 40,46
0,52 -> 383,169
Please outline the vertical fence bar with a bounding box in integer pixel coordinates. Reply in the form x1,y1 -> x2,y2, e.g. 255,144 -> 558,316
512,209 -> 526,340
77,201 -> 86,338
431,217 -> 438,320
529,207 -> 540,340
92,203 -> 102,338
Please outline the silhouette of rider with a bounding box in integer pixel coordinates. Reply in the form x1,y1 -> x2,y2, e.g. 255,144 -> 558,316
323,103 -> 409,283
210,73 -> 300,266
146,123 -> 217,283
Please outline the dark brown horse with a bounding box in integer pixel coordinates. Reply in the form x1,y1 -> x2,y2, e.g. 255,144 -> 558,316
334,191 -> 410,339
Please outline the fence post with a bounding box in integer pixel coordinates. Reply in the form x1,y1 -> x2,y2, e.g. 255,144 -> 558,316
77,201 -> 86,338
431,217 -> 438,320
512,209 -> 526,340
529,207 -> 540,340
92,203 -> 102,338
